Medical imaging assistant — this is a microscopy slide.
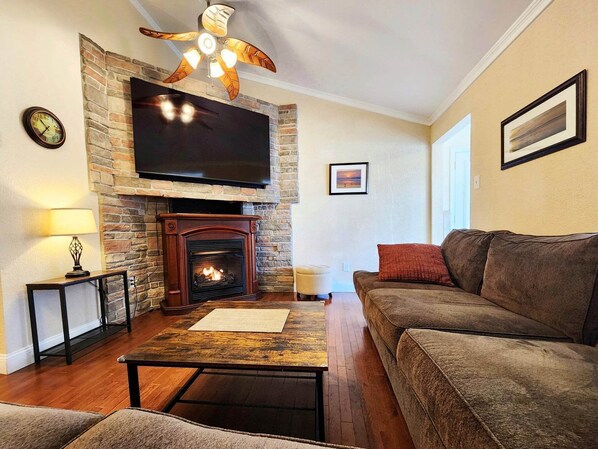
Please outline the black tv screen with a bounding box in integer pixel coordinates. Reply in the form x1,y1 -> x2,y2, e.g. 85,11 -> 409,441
130,77 -> 271,187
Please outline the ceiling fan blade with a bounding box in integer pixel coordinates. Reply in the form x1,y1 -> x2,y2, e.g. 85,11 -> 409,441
201,4 -> 235,37
216,57 -> 240,100
139,27 -> 199,41
163,56 -> 196,83
224,38 -> 276,73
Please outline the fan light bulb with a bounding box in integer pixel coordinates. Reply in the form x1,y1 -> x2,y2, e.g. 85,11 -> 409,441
180,102 -> 195,124
209,59 -> 224,78
160,100 -> 175,120
183,49 -> 201,69
220,48 -> 237,69
198,33 -> 216,55
181,103 -> 194,115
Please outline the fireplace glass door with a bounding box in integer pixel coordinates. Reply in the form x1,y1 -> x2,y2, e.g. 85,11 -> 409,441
187,239 -> 245,302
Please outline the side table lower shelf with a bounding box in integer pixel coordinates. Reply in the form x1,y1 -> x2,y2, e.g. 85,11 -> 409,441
40,324 -> 128,358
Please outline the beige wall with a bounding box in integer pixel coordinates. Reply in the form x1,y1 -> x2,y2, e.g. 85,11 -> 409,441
431,0 -> 598,234
242,81 -> 431,291
0,0 -> 177,373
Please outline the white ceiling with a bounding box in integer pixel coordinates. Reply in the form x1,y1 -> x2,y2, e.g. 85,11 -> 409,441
133,0 -> 544,124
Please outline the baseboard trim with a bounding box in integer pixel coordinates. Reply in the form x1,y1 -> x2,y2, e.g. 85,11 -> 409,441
0,320 -> 100,375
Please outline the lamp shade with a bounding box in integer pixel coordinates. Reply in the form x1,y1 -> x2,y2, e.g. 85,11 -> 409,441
49,208 -> 97,236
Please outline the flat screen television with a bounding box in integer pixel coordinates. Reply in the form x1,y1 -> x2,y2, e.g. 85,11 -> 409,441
130,77 -> 271,187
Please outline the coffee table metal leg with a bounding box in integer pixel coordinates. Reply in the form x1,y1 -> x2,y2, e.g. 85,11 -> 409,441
127,364 -> 141,407
316,372 -> 325,442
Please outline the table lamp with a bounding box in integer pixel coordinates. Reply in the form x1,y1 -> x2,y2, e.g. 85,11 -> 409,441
49,208 -> 98,278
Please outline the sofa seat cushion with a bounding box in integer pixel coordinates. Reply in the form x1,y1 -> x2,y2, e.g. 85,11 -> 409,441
353,271 -> 461,304
64,408 -> 357,449
365,288 -> 569,354
0,401 -> 103,449
396,329 -> 598,449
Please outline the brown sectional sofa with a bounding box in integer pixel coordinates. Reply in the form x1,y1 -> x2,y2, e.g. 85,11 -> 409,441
354,229 -> 598,449
0,401 -> 356,449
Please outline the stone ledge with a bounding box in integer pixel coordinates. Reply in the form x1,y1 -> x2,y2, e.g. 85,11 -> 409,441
113,185 -> 281,203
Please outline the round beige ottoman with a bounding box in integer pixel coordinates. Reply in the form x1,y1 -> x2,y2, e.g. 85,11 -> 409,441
294,265 -> 332,301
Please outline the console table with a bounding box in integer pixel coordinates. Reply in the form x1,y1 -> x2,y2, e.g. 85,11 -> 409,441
26,269 -> 131,365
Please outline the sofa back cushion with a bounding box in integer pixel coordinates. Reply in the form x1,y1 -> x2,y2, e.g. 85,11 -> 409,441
441,229 -> 495,294
481,232 -> 598,345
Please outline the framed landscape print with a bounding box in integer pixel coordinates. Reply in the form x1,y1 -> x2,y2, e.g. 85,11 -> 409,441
329,162 -> 368,195
501,70 -> 586,170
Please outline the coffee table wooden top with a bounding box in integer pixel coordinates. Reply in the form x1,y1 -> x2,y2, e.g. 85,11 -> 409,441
119,301 -> 328,372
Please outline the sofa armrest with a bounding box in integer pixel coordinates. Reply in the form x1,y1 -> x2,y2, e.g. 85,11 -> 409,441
0,401 -> 103,449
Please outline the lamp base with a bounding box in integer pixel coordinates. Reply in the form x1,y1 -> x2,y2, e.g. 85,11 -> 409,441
65,268 -> 90,278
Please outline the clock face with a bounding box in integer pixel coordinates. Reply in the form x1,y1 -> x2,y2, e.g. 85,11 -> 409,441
30,111 -> 63,144
22,107 -> 66,149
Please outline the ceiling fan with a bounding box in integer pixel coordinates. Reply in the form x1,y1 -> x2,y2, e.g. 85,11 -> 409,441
139,2 -> 276,100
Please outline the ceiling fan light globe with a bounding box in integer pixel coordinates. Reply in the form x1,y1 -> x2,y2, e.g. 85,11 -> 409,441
198,32 -> 216,55
209,59 -> 225,78
221,48 -> 238,69
183,49 -> 201,69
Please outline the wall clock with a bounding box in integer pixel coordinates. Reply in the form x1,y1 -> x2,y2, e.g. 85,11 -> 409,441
22,107 -> 66,149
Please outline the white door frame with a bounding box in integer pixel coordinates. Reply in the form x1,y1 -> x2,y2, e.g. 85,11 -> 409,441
431,114 -> 471,244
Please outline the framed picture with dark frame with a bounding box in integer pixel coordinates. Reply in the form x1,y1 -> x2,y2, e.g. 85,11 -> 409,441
329,162 -> 369,195
501,70 -> 586,170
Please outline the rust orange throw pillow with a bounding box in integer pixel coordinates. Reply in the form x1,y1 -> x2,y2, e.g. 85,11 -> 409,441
378,243 -> 455,286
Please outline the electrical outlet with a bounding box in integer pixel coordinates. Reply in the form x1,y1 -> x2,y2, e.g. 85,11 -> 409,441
129,276 -> 136,287
342,262 -> 350,272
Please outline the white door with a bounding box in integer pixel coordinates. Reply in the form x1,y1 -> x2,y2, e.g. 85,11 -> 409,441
450,148 -> 471,230
431,115 -> 471,243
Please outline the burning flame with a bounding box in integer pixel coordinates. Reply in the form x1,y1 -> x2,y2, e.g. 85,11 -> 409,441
202,266 -> 224,281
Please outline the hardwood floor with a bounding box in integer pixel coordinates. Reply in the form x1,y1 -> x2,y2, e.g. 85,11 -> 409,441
0,292 -> 414,449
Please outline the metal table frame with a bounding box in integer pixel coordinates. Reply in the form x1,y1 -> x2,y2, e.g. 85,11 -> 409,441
120,360 -> 326,442
27,269 -> 131,365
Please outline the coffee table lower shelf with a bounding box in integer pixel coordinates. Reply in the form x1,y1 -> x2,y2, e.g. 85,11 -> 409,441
119,361 -> 325,442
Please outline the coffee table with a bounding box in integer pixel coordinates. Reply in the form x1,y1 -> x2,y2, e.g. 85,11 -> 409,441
118,301 -> 328,440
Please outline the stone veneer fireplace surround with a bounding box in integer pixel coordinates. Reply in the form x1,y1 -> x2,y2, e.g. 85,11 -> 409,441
79,35 -> 298,321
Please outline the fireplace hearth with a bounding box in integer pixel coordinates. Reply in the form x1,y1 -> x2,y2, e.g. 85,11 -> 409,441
159,213 -> 259,314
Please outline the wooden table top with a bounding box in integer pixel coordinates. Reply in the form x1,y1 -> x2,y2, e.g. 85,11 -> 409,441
26,269 -> 127,288
120,301 -> 328,372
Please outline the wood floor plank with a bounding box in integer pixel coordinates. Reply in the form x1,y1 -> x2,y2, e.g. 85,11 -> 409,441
0,292 -> 414,449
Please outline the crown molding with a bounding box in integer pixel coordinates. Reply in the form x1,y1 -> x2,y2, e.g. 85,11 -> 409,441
428,0 -> 553,124
236,70 -> 431,125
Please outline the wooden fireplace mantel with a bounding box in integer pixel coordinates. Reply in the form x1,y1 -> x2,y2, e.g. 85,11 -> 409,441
158,213 -> 260,315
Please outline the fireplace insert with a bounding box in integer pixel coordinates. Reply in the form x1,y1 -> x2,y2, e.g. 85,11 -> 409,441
187,239 -> 246,302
